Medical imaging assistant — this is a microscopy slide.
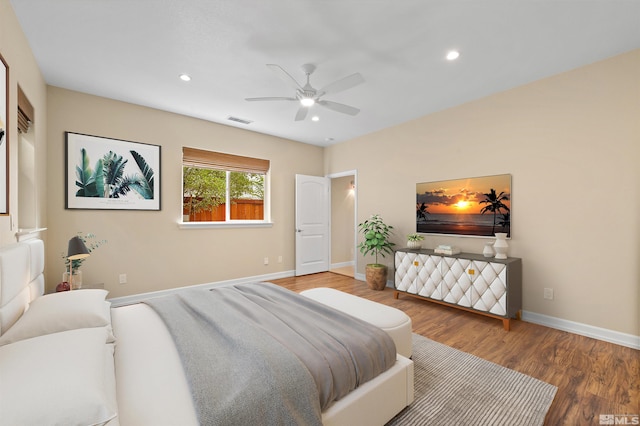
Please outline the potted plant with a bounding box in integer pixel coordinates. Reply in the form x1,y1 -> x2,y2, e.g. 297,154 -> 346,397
357,214 -> 395,290
406,233 -> 424,249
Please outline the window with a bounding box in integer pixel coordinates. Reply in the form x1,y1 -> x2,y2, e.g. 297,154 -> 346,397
182,147 -> 270,225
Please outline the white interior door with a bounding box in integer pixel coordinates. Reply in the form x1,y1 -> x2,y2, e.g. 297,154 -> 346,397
295,174 -> 330,276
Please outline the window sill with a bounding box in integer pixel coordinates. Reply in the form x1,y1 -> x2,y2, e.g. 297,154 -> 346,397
178,221 -> 273,229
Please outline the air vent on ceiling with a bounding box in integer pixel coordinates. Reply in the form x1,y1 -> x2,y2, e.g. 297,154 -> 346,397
227,116 -> 253,125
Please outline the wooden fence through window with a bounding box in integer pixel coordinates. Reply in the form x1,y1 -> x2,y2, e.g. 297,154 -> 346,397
183,198 -> 264,221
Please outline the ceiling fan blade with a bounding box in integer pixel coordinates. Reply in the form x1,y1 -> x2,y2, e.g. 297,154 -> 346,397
294,106 -> 308,121
245,97 -> 297,102
267,64 -> 303,90
319,73 -> 364,95
317,100 -> 360,116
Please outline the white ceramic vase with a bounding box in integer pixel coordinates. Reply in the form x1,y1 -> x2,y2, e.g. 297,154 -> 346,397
493,233 -> 509,259
483,242 -> 494,258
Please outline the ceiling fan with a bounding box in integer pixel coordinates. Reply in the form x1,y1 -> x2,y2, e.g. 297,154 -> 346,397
245,64 -> 364,121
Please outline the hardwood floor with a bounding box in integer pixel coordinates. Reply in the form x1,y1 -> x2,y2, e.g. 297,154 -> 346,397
271,272 -> 640,426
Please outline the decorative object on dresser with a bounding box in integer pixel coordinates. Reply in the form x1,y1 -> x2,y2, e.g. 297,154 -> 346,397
483,242 -> 494,257
493,232 -> 509,259
394,248 -> 522,330
357,214 -> 395,291
406,233 -> 424,249
434,244 -> 460,255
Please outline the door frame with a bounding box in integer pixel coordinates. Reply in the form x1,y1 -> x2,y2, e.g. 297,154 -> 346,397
327,170 -> 358,276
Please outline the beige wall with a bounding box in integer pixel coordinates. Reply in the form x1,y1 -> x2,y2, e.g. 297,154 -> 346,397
325,49 -> 640,336
331,175 -> 355,265
46,87 -> 323,297
0,0 -> 48,245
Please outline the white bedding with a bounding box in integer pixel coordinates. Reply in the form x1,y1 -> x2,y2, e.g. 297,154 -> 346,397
112,303 -> 414,426
111,303 -> 199,425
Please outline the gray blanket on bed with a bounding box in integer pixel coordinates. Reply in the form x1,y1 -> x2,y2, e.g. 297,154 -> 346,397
144,282 -> 396,426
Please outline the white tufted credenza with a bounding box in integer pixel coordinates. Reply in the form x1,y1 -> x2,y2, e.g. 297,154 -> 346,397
394,248 -> 522,330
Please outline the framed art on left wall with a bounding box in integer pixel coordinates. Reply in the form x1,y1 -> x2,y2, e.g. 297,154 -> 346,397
65,132 -> 161,210
0,53 -> 9,215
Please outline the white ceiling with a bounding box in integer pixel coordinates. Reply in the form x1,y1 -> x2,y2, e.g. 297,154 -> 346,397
9,0 -> 640,146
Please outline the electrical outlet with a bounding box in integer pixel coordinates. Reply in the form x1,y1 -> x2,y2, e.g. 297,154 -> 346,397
278,256 -> 283,263
119,274 -> 127,284
544,288 -> 554,300
264,257 -> 269,265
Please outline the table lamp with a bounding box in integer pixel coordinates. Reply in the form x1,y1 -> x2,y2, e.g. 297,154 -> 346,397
67,236 -> 90,290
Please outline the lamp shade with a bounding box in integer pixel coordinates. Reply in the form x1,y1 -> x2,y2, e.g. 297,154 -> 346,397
67,236 -> 90,260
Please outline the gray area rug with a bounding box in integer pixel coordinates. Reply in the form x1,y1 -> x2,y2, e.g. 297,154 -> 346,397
386,334 -> 557,426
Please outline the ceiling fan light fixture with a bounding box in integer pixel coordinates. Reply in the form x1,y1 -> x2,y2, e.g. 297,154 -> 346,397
446,50 -> 460,61
300,97 -> 315,107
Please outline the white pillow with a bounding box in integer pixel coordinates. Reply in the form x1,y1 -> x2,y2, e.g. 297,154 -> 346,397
0,289 -> 114,346
0,327 -> 118,426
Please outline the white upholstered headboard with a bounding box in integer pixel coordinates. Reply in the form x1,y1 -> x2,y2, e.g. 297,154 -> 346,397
0,239 -> 45,335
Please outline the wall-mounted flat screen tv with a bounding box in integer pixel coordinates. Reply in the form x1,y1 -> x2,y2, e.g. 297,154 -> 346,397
416,174 -> 511,238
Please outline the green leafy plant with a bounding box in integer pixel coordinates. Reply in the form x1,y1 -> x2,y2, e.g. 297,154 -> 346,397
75,148 -> 104,197
407,233 -> 424,242
75,149 -> 154,200
61,232 -> 107,274
357,214 -> 395,266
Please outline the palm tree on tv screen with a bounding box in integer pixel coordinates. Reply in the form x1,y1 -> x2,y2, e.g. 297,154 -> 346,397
479,189 -> 510,234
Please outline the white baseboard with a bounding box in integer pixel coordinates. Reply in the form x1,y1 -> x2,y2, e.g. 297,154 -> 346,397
522,311 -> 639,350
330,261 -> 354,270
109,270 -> 295,307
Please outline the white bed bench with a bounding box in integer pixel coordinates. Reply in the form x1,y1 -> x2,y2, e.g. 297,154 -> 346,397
300,287 -> 413,359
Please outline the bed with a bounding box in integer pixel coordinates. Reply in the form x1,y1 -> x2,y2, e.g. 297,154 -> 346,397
0,239 -> 413,425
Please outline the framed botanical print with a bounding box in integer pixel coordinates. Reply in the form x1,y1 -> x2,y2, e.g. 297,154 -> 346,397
65,132 -> 161,210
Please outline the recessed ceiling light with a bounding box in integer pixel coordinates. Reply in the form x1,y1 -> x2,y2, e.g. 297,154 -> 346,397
179,73 -> 191,82
311,116 -> 319,122
446,50 -> 460,61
